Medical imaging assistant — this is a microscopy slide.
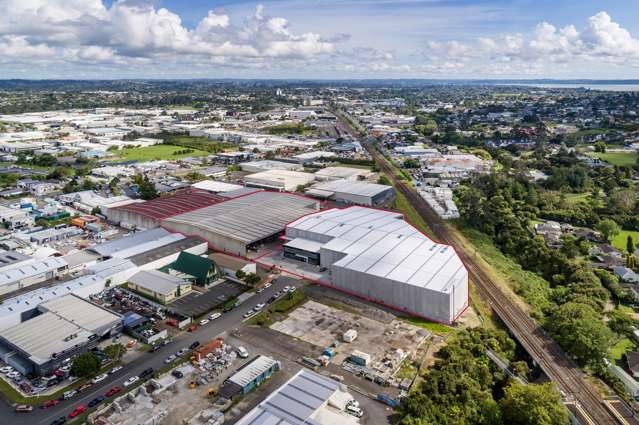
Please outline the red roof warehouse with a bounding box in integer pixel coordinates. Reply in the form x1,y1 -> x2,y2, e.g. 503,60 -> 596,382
106,189 -> 225,229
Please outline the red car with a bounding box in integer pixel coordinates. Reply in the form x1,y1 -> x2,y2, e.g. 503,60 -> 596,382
105,386 -> 122,397
68,405 -> 86,418
41,399 -> 60,409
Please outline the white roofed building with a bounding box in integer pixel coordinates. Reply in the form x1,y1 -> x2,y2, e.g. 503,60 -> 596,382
285,207 -> 468,324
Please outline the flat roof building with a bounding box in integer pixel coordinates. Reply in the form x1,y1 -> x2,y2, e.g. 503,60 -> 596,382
314,166 -> 373,181
240,160 -> 302,173
244,170 -> 316,192
235,368 -> 360,425
306,180 -> 395,207
0,294 -> 121,375
285,206 -> 468,324
0,257 -> 67,296
221,355 -> 281,398
162,191 -> 319,256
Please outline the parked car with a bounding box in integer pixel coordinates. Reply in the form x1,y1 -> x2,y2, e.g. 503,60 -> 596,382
41,399 -> 60,409
109,365 -> 123,374
150,344 -> 162,353
199,319 -> 210,326
50,417 -> 66,425
264,282 -> 272,289
243,310 -> 255,318
68,405 -> 86,418
164,355 -> 176,364
171,370 -> 184,379
123,376 -> 139,387
236,346 -> 249,359
15,404 -> 34,413
91,373 -> 107,384
209,312 -> 222,320
139,368 -> 154,379
256,286 -> 265,293
63,390 -> 77,400
88,396 -> 105,408
105,386 -> 121,397
77,383 -> 93,392
0,366 -> 14,374
254,303 -> 265,311
176,348 -> 189,357
189,341 -> 201,350
345,405 -> 363,418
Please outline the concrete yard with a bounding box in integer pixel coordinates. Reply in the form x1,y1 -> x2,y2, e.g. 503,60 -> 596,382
271,300 -> 430,377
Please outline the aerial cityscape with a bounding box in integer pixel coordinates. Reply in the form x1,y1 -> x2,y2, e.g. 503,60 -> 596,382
0,1 -> 639,425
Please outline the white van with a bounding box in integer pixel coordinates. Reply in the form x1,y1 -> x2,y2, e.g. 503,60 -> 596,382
345,404 -> 363,418
236,346 -> 249,359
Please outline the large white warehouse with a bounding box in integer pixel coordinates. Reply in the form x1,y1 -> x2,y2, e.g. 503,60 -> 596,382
284,207 -> 468,324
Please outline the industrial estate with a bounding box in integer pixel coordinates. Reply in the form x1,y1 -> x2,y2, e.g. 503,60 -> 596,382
0,51 -> 638,425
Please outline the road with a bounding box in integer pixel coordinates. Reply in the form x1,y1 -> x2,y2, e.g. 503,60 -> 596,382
333,110 -> 625,425
1,278 -> 292,425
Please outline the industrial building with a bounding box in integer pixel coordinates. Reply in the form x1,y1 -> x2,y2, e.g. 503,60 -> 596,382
106,189 -> 224,229
240,160 -> 302,173
162,191 -> 319,256
0,257 -> 67,295
89,228 -> 185,259
306,180 -> 395,207
0,294 -> 121,375
220,355 -> 281,398
0,275 -> 108,332
167,251 -> 219,286
313,166 -> 373,181
191,180 -> 244,194
284,207 -> 468,324
128,236 -> 208,270
127,270 -> 192,304
87,257 -> 138,286
244,169 -> 316,192
0,205 -> 33,229
235,368 -> 360,425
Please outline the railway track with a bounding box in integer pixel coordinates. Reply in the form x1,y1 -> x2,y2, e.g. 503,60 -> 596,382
332,112 -> 622,424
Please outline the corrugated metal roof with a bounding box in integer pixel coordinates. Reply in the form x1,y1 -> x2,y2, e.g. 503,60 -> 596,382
287,207 -> 466,292
163,192 -> 319,245
0,257 -> 67,288
110,189 -> 225,220
312,180 -> 392,198
128,270 -> 186,296
235,369 -> 345,425
229,355 -> 280,388
89,228 -> 172,257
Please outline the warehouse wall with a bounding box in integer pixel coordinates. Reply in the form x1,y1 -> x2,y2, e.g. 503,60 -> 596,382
137,241 -> 208,271
161,222 -> 248,256
329,265 -> 457,324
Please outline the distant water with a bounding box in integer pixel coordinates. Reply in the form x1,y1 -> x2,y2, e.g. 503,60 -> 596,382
500,83 -> 639,92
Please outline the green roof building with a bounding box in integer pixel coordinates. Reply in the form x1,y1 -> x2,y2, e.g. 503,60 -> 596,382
169,251 -> 220,286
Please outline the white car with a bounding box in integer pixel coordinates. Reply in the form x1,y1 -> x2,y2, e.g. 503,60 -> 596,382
243,310 -> 255,318
289,286 -> 297,293
254,303 -> 265,311
91,373 -> 108,384
236,346 -> 249,359
123,376 -> 139,387
199,319 -> 210,326
63,390 -> 77,400
256,287 -> 265,293
346,405 -> 363,418
164,355 -> 176,364
7,371 -> 20,379
0,366 -> 14,374
283,286 -> 291,292
264,282 -> 272,289
209,312 -> 222,320
109,365 -> 123,374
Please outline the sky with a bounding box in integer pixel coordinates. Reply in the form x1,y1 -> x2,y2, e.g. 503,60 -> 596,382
1,0 -> 639,79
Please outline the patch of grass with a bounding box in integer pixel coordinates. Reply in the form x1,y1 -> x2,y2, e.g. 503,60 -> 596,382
588,151 -> 639,167
610,338 -> 635,361
458,226 -> 552,318
247,289 -> 307,327
400,315 -> 454,335
612,229 -> 639,253
395,358 -> 417,380
393,190 -> 435,239
158,133 -> 235,153
112,144 -> 209,162
564,192 -> 592,205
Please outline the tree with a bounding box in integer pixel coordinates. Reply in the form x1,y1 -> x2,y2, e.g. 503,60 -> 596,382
500,382 -> 569,425
103,344 -> 126,360
596,219 -> 621,243
235,269 -> 246,280
243,273 -> 260,286
138,175 -> 158,200
70,352 -> 101,378
627,235 -> 635,255
546,302 -> 614,367
109,177 -> 121,196
594,141 -> 607,153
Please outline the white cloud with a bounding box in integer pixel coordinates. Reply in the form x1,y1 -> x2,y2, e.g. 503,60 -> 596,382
0,0 -> 336,68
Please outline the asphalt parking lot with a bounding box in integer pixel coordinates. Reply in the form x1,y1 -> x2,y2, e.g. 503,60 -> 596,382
170,280 -> 245,318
